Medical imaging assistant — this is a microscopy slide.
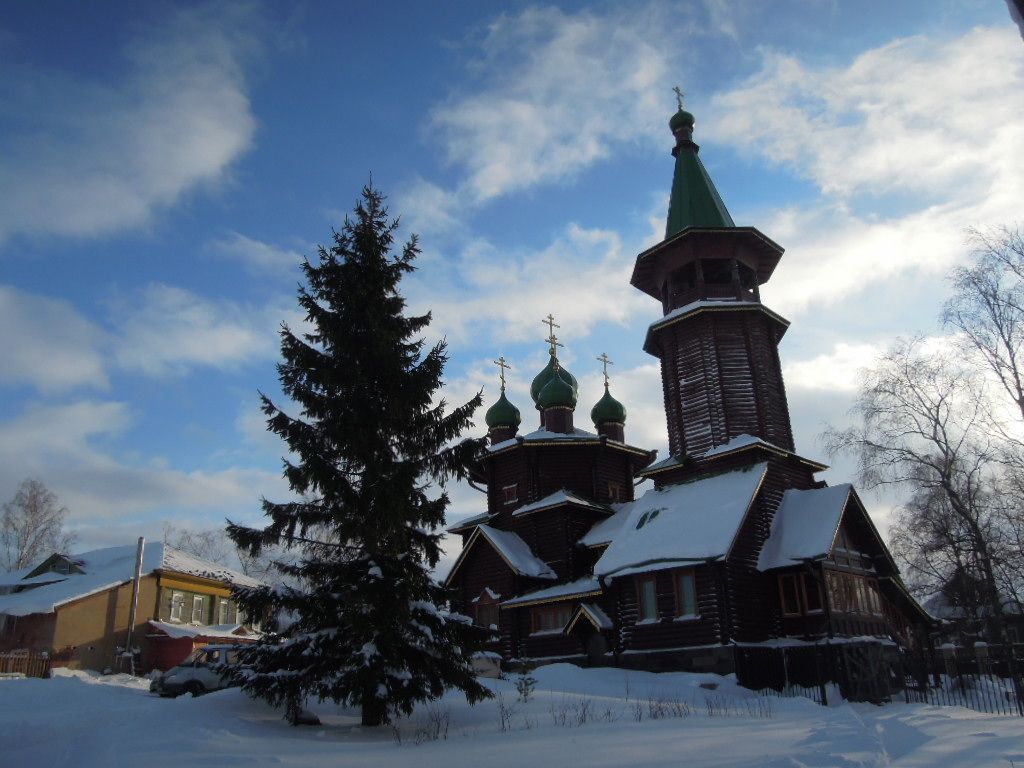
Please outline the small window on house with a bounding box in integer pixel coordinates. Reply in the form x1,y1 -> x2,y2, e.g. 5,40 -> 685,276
191,595 -> 205,624
502,484 -> 518,505
779,574 -> 802,616
170,591 -> 185,622
218,599 -> 232,625
804,577 -> 823,612
532,605 -> 572,633
637,576 -> 658,622
675,570 -> 697,617
607,481 -> 623,502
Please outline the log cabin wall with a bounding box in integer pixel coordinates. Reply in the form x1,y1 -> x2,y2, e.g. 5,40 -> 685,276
609,565 -> 722,653
486,448 -> 530,527
451,541 -> 519,658
725,456 -> 820,643
653,309 -> 794,458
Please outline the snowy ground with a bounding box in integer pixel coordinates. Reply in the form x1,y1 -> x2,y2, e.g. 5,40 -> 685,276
1,665 -> 1021,768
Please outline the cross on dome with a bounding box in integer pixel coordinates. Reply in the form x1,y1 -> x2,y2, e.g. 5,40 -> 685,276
492,356 -> 511,390
673,86 -> 685,111
596,352 -> 614,388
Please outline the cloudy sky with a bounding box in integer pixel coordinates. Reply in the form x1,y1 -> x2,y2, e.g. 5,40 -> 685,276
1,1 -> 1021,566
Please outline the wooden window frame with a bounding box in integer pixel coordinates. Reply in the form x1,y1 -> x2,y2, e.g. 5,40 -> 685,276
636,575 -> 659,623
502,483 -> 518,505
191,595 -> 205,624
674,569 -> 698,618
218,598 -> 231,625
778,573 -> 824,617
607,481 -> 623,502
169,591 -> 185,622
531,604 -> 572,633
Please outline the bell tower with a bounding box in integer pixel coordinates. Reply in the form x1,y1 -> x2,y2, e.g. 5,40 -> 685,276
631,97 -> 794,458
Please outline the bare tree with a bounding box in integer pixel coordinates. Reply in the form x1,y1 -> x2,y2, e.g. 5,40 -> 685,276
945,224 -> 1024,428
1,479 -> 75,572
823,338 -> 1010,642
162,522 -> 279,580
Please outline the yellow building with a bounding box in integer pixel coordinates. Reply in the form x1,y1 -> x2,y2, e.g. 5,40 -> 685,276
0,543 -> 260,673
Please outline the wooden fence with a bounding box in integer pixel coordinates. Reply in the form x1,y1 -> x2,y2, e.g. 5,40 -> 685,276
0,650 -> 51,678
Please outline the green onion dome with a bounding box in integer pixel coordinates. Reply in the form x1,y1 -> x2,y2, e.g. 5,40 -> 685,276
530,356 -> 579,405
484,390 -> 521,429
537,369 -> 577,409
669,107 -> 695,132
591,386 -> 627,426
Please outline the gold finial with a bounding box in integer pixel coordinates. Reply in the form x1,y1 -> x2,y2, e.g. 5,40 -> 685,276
597,352 -> 614,388
673,86 -> 685,111
493,355 -> 511,390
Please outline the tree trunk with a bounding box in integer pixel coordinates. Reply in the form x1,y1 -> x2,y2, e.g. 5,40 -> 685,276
361,693 -> 389,727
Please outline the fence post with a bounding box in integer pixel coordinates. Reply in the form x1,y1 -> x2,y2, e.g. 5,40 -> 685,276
1008,648 -> 1024,718
816,646 -> 828,706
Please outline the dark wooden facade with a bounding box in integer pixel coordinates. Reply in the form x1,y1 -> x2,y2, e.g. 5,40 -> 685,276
445,107 -> 930,678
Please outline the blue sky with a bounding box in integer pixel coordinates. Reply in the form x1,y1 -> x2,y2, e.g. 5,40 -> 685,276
1,1 -> 1021,560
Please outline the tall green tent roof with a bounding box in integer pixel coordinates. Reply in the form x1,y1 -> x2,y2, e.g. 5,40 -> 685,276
665,109 -> 735,238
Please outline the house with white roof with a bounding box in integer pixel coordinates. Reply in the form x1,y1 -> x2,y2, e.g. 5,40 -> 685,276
0,542 -> 261,673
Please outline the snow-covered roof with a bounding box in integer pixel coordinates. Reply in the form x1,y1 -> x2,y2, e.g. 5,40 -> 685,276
447,525 -> 557,585
0,543 -> 261,617
579,507 -> 633,548
488,427 -> 601,453
147,620 -> 256,640
640,434 -> 826,477
757,485 -> 851,571
446,511 -> 494,533
649,299 -> 762,332
568,602 -> 613,631
476,526 -> 557,579
512,489 -> 608,518
593,463 -> 767,578
502,577 -> 602,607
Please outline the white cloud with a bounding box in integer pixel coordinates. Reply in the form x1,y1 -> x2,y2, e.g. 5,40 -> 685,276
209,232 -> 305,274
408,222 -> 651,346
431,4 -> 688,204
0,3 -> 262,243
0,400 -> 285,544
707,26 -> 1024,315
0,285 -> 108,392
784,342 -> 883,393
112,284 -> 282,376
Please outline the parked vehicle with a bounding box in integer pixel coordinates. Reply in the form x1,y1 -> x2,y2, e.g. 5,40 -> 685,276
150,644 -> 241,697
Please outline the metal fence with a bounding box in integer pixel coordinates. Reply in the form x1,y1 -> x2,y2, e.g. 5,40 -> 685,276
735,642 -> 1024,717
0,650 -> 51,678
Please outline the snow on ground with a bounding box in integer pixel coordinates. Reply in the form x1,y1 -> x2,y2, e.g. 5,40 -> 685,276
1,665 -> 1021,768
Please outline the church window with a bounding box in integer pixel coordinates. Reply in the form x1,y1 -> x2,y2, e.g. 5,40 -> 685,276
702,258 -> 732,285
476,603 -> 499,630
532,604 -> 572,633
169,591 -> 185,622
607,481 -> 623,501
637,576 -> 658,621
502,484 -> 518,505
675,570 -> 697,617
778,573 -> 823,616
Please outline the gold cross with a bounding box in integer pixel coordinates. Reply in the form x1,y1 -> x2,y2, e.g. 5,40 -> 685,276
493,356 -> 511,390
673,86 -> 685,111
596,352 -> 614,387
545,332 -> 564,359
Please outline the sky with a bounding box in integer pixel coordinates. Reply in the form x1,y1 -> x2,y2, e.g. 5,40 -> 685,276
1,1 -> 1022,567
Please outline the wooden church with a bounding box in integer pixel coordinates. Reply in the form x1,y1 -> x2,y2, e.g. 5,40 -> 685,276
445,98 -> 930,674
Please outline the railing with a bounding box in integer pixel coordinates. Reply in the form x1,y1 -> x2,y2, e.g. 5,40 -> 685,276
0,650 -> 51,678
735,642 -> 1024,717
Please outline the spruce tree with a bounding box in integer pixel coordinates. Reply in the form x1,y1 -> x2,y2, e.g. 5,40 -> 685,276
227,185 -> 490,726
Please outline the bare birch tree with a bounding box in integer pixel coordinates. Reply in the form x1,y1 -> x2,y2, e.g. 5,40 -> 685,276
1,479 -> 75,572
